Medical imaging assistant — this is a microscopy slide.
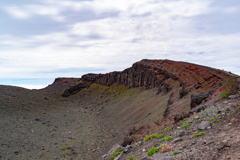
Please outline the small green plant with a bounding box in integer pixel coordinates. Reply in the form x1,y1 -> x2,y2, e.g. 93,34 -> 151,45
129,156 -> 136,160
161,138 -> 166,141
227,114 -> 229,116
182,123 -> 191,128
160,145 -> 164,150
131,135 -> 137,139
224,110 -> 227,113
183,118 -> 188,121
175,130 -> 179,133
214,100 -> 217,103
217,114 -> 221,117
137,125 -> 139,128
207,107 -> 210,109
203,111 -> 206,113
211,121 -> 215,123
197,113 -> 200,115
157,134 -> 164,139
204,115 -> 207,117
172,151 -> 178,155
232,84 -> 235,87
134,143 -> 137,146
166,135 -> 173,141
180,114 -> 182,116
112,148 -> 123,159
210,117 -> 215,121
194,132 -> 205,138
147,147 -> 160,156
143,134 -> 157,142
221,89 -> 229,99
217,119 -> 221,122
210,111 -> 213,113
164,127 -> 171,131
110,156 -> 115,160
196,119 -> 201,123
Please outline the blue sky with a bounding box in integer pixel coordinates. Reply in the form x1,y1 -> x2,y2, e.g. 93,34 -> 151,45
0,0 -> 240,89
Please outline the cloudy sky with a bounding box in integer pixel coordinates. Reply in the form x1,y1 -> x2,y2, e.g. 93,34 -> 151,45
0,0 -> 240,89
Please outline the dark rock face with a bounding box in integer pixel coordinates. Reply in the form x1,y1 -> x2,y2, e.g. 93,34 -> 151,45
179,87 -> 188,98
156,83 -> 172,95
121,136 -> 133,147
62,82 -> 90,97
190,94 -> 209,108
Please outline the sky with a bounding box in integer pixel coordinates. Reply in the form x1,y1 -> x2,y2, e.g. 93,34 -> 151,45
0,0 -> 240,89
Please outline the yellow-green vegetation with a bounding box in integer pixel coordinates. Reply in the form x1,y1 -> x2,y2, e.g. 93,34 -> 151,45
143,134 -> 157,142
131,135 -> 137,139
210,117 -> 215,121
147,147 -> 160,156
172,151 -> 178,155
175,130 -> 179,133
196,119 -> 201,123
220,89 -> 229,98
210,111 -> 213,113
110,148 -> 123,160
217,119 -> 221,122
194,132 -> 205,138
166,135 -> 173,141
129,156 -> 137,160
164,127 -> 171,131
217,114 -> 221,117
182,123 -> 191,128
183,118 -> 188,121
161,138 -> 166,141
157,134 -> 164,139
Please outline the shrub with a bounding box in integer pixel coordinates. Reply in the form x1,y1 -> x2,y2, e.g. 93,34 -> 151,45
143,134 -> 157,142
182,123 -> 191,128
210,117 -> 215,121
157,134 -> 164,139
172,151 -> 178,155
166,135 -> 173,141
129,156 -> 135,160
194,132 -> 205,138
164,127 -> 171,131
147,147 -> 160,156
110,156 -> 115,160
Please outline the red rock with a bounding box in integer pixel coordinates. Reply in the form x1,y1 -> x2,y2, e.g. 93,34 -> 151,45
161,144 -> 172,153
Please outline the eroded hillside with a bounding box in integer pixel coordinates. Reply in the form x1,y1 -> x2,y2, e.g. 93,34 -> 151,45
0,59 -> 239,160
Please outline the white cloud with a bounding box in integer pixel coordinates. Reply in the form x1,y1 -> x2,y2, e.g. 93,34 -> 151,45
0,0 -> 240,80
3,6 -> 31,19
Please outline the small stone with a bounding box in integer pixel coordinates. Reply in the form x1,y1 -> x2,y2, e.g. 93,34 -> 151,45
197,121 -> 211,130
217,140 -> 227,150
173,138 -> 183,143
227,156 -> 231,159
207,126 -> 211,130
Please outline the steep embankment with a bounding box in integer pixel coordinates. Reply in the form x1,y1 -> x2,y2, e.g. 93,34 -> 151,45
0,59 -> 239,160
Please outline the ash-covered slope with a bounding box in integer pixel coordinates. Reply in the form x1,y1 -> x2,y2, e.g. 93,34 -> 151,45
1,59 -> 239,160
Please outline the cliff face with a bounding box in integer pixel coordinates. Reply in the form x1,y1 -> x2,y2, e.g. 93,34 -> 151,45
62,59 -> 239,100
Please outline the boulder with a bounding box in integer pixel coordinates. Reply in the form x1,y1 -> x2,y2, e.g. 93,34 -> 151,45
190,94 -> 209,108
121,136 -> 133,147
197,121 -> 211,130
161,144 -> 172,153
